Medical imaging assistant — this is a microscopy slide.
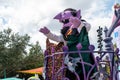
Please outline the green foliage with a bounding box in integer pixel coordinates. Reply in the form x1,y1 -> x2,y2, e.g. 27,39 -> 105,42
29,41 -> 43,55
21,53 -> 44,70
0,28 -> 44,78
21,41 -> 44,70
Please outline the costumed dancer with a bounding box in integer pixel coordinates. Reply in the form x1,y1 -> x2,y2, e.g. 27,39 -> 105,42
40,8 -> 96,80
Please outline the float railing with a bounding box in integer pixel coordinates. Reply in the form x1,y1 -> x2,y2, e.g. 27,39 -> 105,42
44,45 -> 119,80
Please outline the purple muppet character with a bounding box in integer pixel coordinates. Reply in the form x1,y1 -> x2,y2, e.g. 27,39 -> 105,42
40,8 -> 95,80
40,8 -> 90,46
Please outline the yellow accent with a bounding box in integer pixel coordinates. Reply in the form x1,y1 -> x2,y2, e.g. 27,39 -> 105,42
65,29 -> 72,37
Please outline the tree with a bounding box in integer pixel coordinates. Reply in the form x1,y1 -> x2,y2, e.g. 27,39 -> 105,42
0,28 -> 30,77
0,28 -> 44,78
21,41 -> 44,70
29,41 -> 43,55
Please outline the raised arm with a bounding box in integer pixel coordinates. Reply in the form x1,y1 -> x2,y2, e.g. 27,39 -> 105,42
39,27 -> 64,42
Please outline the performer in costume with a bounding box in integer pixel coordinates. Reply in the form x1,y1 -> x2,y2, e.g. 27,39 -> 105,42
40,8 -> 95,80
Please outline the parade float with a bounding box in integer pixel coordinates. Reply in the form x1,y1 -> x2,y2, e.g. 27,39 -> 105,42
40,3 -> 120,80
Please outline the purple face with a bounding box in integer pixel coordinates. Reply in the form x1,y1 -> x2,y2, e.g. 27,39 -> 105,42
60,11 -> 73,27
54,9 -> 81,27
61,11 -> 73,20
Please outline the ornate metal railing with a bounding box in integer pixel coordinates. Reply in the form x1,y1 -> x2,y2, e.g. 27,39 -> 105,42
43,45 -> 119,80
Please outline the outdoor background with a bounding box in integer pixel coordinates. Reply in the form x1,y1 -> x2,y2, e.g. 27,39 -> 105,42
0,0 -> 119,50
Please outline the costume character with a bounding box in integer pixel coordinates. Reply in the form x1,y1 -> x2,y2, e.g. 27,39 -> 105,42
40,8 -> 95,80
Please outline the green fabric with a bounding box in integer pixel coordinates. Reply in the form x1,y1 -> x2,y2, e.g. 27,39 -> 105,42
66,26 -> 90,57
66,26 -> 95,74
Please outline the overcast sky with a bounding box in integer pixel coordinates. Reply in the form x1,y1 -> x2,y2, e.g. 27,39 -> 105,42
0,0 -> 119,50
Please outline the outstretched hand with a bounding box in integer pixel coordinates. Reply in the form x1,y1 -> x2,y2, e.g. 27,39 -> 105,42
69,17 -> 81,28
39,27 -> 50,34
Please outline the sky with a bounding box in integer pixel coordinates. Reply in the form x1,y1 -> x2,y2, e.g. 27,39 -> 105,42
0,0 -> 119,50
